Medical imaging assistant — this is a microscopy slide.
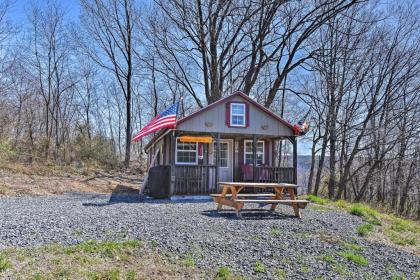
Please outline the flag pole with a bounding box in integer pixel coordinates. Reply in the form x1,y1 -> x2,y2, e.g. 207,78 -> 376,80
174,97 -> 182,130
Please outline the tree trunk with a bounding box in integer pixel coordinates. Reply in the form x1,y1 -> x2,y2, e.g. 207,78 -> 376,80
314,132 -> 328,195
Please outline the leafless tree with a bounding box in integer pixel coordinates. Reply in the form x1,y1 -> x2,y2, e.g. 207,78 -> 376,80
79,0 -> 138,167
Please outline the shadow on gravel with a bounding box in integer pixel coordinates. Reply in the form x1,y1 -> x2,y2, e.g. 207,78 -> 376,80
83,185 -> 141,207
201,209 -> 296,220
82,186 -> 214,207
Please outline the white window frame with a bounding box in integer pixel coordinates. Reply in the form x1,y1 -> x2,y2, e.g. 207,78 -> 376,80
230,103 -> 246,127
216,141 -> 229,169
244,140 -> 265,165
175,138 -> 198,165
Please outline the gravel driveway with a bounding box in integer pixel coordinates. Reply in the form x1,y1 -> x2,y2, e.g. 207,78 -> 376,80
0,193 -> 418,279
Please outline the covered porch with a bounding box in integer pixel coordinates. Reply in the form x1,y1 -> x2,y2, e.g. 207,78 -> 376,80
169,131 -> 298,195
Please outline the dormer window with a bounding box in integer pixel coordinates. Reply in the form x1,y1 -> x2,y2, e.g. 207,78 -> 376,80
230,103 -> 246,127
225,101 -> 249,128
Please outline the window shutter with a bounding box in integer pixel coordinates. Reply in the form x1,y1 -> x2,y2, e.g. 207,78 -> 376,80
245,103 -> 250,127
264,140 -> 269,165
225,102 -> 231,126
239,140 -> 244,165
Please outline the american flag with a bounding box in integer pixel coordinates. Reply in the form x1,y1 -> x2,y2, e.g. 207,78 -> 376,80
132,102 -> 179,141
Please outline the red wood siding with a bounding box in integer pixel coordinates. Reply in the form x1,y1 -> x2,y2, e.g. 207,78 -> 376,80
245,103 -> 250,128
225,101 -> 231,126
264,140 -> 269,165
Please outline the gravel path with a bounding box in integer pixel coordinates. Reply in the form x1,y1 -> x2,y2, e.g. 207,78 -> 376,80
0,193 -> 418,279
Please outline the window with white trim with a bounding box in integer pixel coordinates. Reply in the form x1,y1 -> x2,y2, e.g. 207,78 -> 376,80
230,103 -> 246,127
214,142 -> 228,168
176,139 -> 197,164
244,140 -> 264,165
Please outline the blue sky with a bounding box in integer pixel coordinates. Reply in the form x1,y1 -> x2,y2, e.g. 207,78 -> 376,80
7,0 -> 313,155
8,0 -> 80,25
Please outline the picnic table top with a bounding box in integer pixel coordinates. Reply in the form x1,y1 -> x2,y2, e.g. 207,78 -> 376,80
218,182 -> 298,188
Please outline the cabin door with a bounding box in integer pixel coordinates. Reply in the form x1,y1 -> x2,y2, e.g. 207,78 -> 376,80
216,140 -> 233,182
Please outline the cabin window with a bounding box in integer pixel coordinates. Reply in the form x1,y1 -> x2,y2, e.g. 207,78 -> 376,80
176,139 -> 197,164
230,103 -> 246,127
244,140 -> 264,165
214,142 -> 228,168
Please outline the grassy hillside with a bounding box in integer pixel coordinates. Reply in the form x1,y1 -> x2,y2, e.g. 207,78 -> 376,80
305,195 -> 419,255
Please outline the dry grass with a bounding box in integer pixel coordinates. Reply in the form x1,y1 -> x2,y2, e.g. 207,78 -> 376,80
0,162 -> 141,197
0,240 -> 203,280
305,195 -> 420,256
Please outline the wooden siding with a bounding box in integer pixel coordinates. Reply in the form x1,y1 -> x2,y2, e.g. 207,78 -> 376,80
177,95 -> 293,136
174,165 -> 217,194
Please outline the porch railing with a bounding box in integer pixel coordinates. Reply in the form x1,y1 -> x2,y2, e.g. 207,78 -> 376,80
173,165 -> 294,195
252,166 -> 295,183
174,165 -> 217,195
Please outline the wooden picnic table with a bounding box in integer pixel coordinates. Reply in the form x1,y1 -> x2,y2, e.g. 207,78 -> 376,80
210,182 -> 309,218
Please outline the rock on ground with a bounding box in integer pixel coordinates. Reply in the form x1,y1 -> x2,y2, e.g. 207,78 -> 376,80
0,193 -> 418,279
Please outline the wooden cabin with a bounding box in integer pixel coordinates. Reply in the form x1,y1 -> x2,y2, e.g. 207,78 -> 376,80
144,91 -> 298,196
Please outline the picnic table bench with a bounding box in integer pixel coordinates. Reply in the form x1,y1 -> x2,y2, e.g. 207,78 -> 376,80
211,182 -> 309,218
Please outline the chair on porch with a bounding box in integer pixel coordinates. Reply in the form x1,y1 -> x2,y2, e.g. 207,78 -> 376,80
258,165 -> 269,182
242,164 -> 253,181
241,164 -> 270,182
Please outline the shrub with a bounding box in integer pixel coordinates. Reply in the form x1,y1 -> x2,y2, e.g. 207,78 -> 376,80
254,261 -> 267,273
33,273 -> 44,280
275,268 -> 286,280
349,204 -> 381,225
0,254 -> 11,271
64,240 -> 141,257
342,242 -> 363,251
126,270 -> 136,280
350,204 -> 368,216
391,274 -> 406,280
334,200 -> 351,210
215,267 -> 232,280
316,255 -> 337,264
339,251 -> 369,266
357,224 -> 374,236
390,218 -> 419,233
183,254 -> 195,267
306,194 -> 328,205
385,231 -> 417,246
73,129 -> 119,168
270,227 -> 282,237
0,142 -> 16,162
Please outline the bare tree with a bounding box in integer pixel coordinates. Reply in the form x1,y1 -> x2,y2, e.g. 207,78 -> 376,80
79,0 -> 138,167
28,2 -> 76,160
145,0 -> 360,107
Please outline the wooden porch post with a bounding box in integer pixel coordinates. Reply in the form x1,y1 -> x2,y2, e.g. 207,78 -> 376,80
252,134 -> 257,181
215,133 -> 220,188
292,136 -> 297,184
170,130 -> 176,195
